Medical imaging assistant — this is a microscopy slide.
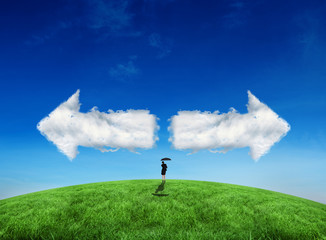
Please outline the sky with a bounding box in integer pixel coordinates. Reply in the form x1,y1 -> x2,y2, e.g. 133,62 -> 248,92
1,0 -> 326,204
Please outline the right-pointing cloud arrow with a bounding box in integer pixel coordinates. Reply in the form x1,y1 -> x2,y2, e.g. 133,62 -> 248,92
168,91 -> 290,161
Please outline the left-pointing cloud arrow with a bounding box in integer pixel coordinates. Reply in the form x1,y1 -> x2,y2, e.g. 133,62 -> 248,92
37,90 -> 159,160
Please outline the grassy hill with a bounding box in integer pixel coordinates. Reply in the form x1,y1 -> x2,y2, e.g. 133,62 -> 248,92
0,179 -> 325,240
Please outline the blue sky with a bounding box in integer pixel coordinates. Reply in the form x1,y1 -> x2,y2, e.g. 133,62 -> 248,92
1,0 -> 326,203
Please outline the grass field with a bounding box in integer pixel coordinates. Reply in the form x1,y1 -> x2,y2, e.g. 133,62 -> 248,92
0,179 -> 325,239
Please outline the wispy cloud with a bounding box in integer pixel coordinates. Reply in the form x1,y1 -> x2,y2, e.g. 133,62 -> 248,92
149,33 -> 173,58
25,0 -> 141,45
37,90 -> 159,160
294,9 -> 326,59
222,0 -> 251,28
169,91 -> 290,161
85,0 -> 141,37
24,21 -> 73,46
109,58 -> 140,82
86,0 -> 131,31
24,35 -> 51,46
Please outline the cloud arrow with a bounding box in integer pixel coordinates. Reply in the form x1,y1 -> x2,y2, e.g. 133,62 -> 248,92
168,91 -> 290,160
37,90 -> 159,160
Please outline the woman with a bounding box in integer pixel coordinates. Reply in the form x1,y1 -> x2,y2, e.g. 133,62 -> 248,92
161,161 -> 168,181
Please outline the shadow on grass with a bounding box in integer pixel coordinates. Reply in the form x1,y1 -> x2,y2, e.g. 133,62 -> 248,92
152,193 -> 169,197
152,181 -> 169,197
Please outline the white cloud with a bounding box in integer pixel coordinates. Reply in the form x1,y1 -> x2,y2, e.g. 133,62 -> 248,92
37,90 -> 159,160
169,91 -> 290,161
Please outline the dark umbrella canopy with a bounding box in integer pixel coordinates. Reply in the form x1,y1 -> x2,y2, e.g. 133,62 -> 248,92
161,157 -> 171,161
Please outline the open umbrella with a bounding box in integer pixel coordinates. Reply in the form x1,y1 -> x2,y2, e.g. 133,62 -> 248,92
161,157 -> 171,161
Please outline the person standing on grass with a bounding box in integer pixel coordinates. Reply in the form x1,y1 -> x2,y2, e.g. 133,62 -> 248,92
161,161 -> 167,181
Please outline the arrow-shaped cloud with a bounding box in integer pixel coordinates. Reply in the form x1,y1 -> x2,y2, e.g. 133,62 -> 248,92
168,91 -> 290,160
37,90 -> 159,160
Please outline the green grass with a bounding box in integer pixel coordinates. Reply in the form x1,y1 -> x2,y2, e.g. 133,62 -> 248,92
0,179 -> 325,239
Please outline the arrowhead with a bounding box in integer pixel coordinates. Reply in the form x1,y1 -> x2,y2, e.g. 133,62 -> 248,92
37,90 -> 81,160
246,91 -> 290,160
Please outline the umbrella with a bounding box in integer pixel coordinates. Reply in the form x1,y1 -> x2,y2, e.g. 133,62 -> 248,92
161,157 -> 171,161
